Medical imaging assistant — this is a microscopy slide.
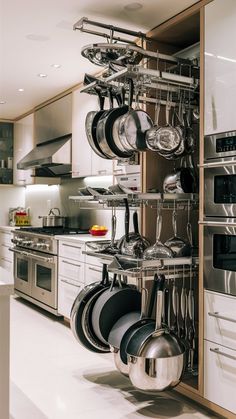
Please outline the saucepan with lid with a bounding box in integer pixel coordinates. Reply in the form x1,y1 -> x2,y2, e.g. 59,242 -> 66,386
38,208 -> 67,228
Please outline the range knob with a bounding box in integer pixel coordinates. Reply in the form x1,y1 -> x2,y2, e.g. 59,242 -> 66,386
22,240 -> 33,246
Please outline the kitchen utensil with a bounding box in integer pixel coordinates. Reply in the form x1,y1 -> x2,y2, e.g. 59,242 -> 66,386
85,87 -> 109,159
91,274 -> 141,345
163,154 -> 196,193
100,208 -> 119,255
70,264 -> 111,353
108,287 -> 148,376
143,207 -> 174,259
164,210 -> 191,257
146,92 -> 181,154
96,88 -> 134,159
114,80 -> 153,152
127,279 -> 185,392
119,274 -> 161,366
38,208 -> 66,228
118,200 -> 150,258
188,276 -> 196,374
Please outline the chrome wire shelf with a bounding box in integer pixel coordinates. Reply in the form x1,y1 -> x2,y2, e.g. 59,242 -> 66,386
69,192 -> 199,210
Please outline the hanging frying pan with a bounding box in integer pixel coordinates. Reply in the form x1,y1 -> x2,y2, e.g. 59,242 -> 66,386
70,264 -> 111,353
91,274 -> 141,345
85,87 -> 110,159
96,88 -> 134,159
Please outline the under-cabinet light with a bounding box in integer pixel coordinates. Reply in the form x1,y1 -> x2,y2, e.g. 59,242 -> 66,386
217,55 -> 236,63
26,185 -> 59,192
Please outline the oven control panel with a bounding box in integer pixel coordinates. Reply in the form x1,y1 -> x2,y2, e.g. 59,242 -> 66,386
12,232 -> 57,255
216,136 -> 236,153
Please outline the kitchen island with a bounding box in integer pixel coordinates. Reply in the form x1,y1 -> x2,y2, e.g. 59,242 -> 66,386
0,267 -> 14,419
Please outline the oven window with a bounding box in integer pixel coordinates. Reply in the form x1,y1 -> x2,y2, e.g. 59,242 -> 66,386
36,265 -> 52,292
213,234 -> 236,271
214,175 -> 236,203
17,259 -> 28,282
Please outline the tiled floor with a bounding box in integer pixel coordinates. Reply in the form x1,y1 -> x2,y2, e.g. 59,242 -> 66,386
10,297 -> 219,419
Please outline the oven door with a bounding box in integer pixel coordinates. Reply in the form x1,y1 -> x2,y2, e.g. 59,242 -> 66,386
204,163 -> 236,217
203,222 -> 236,296
31,252 -> 57,309
13,248 -> 32,296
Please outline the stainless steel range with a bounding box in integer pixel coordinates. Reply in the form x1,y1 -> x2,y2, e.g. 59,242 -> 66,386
11,227 -> 88,315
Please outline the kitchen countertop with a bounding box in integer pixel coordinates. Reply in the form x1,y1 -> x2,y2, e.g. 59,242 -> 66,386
0,267 -> 14,296
55,234 -> 111,243
0,226 -> 19,231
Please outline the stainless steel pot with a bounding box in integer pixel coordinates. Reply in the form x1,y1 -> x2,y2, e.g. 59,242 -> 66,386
127,286 -> 185,392
38,208 -> 66,227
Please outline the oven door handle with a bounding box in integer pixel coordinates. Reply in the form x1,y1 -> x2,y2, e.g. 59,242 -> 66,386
10,248 -> 54,263
201,160 -> 236,168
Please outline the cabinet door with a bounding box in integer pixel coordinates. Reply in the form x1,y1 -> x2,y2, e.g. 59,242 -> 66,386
91,149 -> 113,176
0,122 -> 13,184
204,340 -> 236,413
204,0 -> 236,135
14,114 -> 34,185
85,263 -> 103,285
58,257 -> 84,284
58,276 -> 83,318
58,240 -> 85,263
72,89 -> 96,178
113,160 -> 140,176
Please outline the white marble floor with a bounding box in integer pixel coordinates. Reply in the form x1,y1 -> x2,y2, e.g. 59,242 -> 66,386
10,297 -> 219,419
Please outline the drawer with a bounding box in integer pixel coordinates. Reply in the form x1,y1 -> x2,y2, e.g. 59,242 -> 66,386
85,263 -> 103,285
58,241 -> 85,263
84,254 -> 104,268
204,290 -> 236,350
0,257 -> 13,274
204,340 -> 236,413
0,231 -> 13,245
58,258 -> 84,283
0,243 -> 13,261
58,276 -> 83,319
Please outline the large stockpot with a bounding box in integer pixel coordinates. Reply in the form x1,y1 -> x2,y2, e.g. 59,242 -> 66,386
127,284 -> 185,392
38,208 -> 66,227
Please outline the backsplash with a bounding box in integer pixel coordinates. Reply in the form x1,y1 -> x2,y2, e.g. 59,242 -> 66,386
25,177 -> 137,238
0,186 -> 25,225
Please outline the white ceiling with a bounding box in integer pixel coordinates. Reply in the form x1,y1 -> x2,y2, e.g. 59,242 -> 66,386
0,0 -> 198,120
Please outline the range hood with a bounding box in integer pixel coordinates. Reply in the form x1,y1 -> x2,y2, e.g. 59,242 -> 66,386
17,134 -> 72,176
17,94 -> 72,177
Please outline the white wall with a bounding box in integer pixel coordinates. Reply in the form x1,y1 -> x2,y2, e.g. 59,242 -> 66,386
0,186 -> 25,226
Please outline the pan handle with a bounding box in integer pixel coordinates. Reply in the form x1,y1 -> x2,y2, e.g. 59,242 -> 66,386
110,213 -> 117,247
101,264 -> 109,286
133,211 -> 139,235
124,198 -> 130,242
147,273 -> 161,318
95,88 -> 105,111
154,274 -> 165,330
140,287 -> 149,319
128,78 -> 134,109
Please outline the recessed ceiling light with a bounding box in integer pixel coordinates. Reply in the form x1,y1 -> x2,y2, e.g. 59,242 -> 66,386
18,88 -> 24,92
124,2 -> 143,11
37,73 -> 48,78
0,101 -> 6,104
51,64 -> 61,69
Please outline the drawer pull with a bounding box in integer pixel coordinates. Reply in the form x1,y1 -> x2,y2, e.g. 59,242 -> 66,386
62,243 -> 82,250
62,260 -> 81,268
210,347 -> 236,361
88,266 -> 102,273
208,311 -> 236,324
60,279 -> 81,288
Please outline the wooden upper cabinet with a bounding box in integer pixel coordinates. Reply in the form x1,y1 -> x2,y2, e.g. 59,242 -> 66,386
14,114 -> 34,185
204,0 -> 236,135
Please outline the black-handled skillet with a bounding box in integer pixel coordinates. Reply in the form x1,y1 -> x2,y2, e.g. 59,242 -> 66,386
70,264 -> 111,353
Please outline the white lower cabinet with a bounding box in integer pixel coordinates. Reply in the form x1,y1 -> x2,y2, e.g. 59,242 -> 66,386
58,276 -> 83,319
0,230 -> 14,282
204,340 -> 236,414
204,291 -> 236,350
85,263 -> 103,286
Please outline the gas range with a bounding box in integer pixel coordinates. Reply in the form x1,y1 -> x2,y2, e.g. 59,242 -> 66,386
12,227 -> 89,255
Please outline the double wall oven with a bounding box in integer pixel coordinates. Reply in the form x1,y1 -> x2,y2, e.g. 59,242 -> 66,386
203,130 -> 236,296
11,227 -> 87,315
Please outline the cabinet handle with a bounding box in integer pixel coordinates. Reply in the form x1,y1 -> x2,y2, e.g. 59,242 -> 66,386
210,347 -> 236,361
60,279 -> 81,288
113,169 -> 123,173
98,170 -> 107,174
62,260 -> 81,268
1,257 -> 11,262
2,244 -> 10,248
88,266 -> 102,273
208,311 -> 236,324
62,243 -> 82,250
